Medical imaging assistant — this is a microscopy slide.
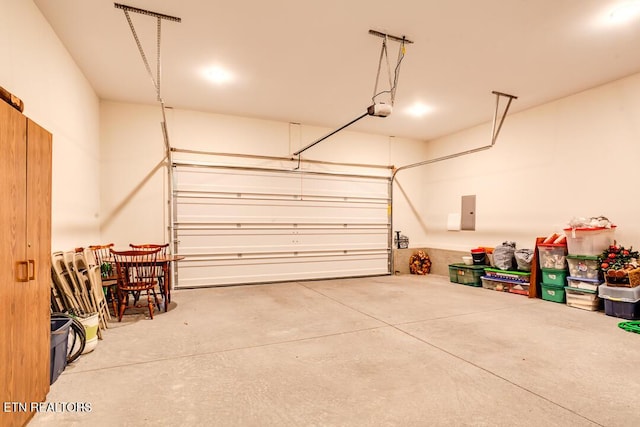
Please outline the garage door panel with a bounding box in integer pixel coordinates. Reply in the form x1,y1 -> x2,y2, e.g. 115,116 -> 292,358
173,163 -> 391,287
176,228 -> 389,254
176,198 -> 389,224
177,252 -> 390,287
175,169 -> 388,199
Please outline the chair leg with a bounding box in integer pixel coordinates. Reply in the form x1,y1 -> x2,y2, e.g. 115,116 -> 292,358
152,289 -> 161,311
118,291 -> 128,322
112,290 -> 118,317
158,277 -> 165,301
105,285 -> 118,318
147,290 -> 154,320
118,300 -> 126,322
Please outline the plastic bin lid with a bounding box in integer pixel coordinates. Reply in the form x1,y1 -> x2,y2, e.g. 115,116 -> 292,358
567,276 -> 601,283
50,317 -> 72,333
563,225 -> 617,231
450,263 -> 487,270
481,275 -> 528,284
598,283 -> 640,302
542,282 -> 565,289
566,254 -> 599,260
484,267 -> 531,276
564,286 -> 597,294
541,268 -> 568,273
538,243 -> 568,248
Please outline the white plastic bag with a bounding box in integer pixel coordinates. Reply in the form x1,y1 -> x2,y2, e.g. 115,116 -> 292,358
493,241 -> 516,270
515,249 -> 534,272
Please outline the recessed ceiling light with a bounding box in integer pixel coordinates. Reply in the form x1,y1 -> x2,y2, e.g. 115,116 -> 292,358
608,1 -> 640,25
203,66 -> 233,84
405,102 -> 433,118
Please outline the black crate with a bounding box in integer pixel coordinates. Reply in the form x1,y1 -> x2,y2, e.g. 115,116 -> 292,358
604,299 -> 640,320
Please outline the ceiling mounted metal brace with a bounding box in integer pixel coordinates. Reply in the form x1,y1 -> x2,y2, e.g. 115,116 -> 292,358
391,90 -> 518,181
114,3 -> 181,22
115,3 -> 181,103
369,29 -> 413,108
490,90 -> 518,145
292,30 -> 412,161
114,3 -> 181,155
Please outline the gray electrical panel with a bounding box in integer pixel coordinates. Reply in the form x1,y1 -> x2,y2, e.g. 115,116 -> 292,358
461,195 -> 476,231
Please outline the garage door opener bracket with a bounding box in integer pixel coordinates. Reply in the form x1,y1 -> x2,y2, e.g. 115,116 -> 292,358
293,30 -> 413,167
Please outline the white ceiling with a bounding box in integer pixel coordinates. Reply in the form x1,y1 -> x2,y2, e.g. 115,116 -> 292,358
34,0 -> 640,141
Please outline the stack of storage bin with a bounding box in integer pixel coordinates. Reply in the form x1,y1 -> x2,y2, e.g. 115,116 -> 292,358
562,226 -> 616,311
538,242 -> 569,303
598,284 -> 640,319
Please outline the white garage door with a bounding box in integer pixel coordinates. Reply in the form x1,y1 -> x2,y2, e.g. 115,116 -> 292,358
172,162 -> 391,288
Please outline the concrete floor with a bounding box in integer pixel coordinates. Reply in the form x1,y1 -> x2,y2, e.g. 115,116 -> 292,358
31,274 -> 640,427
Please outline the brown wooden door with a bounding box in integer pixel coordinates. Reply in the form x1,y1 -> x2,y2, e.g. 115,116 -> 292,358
0,101 -> 52,427
0,101 -> 28,427
26,118 -> 53,404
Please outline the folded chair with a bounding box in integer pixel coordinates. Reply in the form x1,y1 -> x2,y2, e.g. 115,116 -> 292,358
87,243 -> 119,316
51,251 -> 82,314
63,251 -> 93,314
75,250 -> 111,331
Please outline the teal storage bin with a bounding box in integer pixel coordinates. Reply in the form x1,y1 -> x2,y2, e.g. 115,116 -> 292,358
541,268 -> 568,286
541,282 -> 566,303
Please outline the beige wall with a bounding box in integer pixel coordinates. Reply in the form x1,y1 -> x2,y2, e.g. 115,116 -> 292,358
418,72 -> 640,252
1,0 -> 101,250
99,101 -> 430,248
7,1 -> 639,257
99,72 -> 640,254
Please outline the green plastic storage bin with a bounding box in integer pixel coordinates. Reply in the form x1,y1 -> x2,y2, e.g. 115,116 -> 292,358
541,268 -> 568,286
566,255 -> 601,280
541,282 -> 566,303
448,263 -> 486,287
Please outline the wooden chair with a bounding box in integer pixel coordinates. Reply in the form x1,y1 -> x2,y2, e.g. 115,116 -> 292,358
87,243 -> 119,316
130,243 -> 169,309
110,248 -> 161,321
